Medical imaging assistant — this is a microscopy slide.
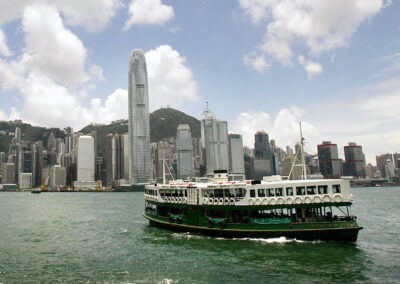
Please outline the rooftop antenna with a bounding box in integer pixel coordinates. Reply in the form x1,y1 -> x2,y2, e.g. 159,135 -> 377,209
299,122 -> 307,180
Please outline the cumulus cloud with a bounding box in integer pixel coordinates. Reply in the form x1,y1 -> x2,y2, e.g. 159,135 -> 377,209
240,0 -> 386,74
243,53 -> 269,73
297,55 -> 323,78
0,4 -> 109,128
124,0 -> 174,29
0,0 -> 122,32
20,5 -> 89,86
145,45 -> 199,110
231,107 -> 319,153
231,111 -> 273,147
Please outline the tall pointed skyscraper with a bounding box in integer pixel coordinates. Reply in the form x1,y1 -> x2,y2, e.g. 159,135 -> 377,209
128,49 -> 152,184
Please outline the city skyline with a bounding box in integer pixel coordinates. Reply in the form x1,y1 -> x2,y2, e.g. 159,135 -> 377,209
0,1 -> 399,164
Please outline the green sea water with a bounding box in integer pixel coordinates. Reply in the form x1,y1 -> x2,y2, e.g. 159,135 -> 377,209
0,187 -> 399,283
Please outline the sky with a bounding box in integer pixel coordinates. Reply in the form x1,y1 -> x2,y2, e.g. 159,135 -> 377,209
0,0 -> 399,164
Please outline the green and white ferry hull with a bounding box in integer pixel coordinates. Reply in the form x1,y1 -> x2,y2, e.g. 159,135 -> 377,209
144,178 -> 362,242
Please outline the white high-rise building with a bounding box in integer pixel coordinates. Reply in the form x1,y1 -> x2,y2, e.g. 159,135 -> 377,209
176,124 -> 194,179
228,134 -> 245,175
50,165 -> 66,188
128,49 -> 152,184
122,134 -> 130,180
201,105 -> 229,175
75,136 -> 96,190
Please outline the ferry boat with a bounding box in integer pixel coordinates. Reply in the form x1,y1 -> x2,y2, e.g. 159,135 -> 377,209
144,124 -> 362,242
143,172 -> 362,242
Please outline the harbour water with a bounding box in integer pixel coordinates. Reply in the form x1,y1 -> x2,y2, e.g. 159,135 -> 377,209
0,187 -> 399,283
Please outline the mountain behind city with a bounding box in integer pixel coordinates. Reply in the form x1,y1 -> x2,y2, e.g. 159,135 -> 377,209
0,108 -> 201,157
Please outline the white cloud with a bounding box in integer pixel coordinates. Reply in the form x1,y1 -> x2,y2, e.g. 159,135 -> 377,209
0,4 -> 110,129
0,29 -> 11,56
21,4 -> 89,86
297,55 -> 323,78
124,0 -> 174,29
230,71 -> 400,164
231,111 -> 272,147
0,0 -> 122,32
240,0 -> 386,73
243,53 -> 269,73
145,45 -> 199,110
231,107 -> 319,154
89,89 -> 128,124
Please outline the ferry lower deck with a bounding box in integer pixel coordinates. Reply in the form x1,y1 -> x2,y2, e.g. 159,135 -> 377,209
143,202 -> 362,242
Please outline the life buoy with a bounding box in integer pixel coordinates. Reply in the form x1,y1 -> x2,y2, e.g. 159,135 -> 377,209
209,198 -> 214,204
255,198 -> 262,205
323,195 -> 331,203
269,198 -> 277,205
286,197 -> 293,205
277,197 -> 285,205
295,197 -> 302,204
313,196 -> 322,203
230,198 -> 235,204
214,198 -> 219,205
262,198 -> 269,205
219,198 -> 224,205
225,198 -> 229,204
248,198 -> 254,205
304,196 -> 312,204
172,197 -> 176,203
333,194 -> 342,203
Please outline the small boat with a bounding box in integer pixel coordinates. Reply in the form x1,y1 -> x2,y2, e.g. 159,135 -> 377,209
31,188 -> 42,194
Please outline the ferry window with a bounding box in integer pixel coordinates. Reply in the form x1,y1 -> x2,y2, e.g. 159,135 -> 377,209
286,187 -> 293,196
250,189 -> 256,198
306,186 -> 316,195
318,185 -> 327,194
296,187 -> 306,195
275,188 -> 283,196
235,188 -> 246,198
166,190 -> 171,197
258,189 -> 265,197
333,184 -> 341,194
184,190 -> 187,197
215,189 -> 223,198
267,188 -> 275,197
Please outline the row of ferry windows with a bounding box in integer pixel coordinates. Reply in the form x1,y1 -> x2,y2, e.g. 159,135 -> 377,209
148,184 -> 341,198
249,185 -> 341,198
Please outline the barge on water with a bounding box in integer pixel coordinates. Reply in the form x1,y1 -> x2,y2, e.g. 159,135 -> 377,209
143,173 -> 362,242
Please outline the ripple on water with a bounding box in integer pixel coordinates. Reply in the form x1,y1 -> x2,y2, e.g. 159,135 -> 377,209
0,190 -> 399,283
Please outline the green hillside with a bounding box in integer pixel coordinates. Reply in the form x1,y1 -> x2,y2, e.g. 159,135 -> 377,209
150,108 -> 201,141
0,121 -> 66,153
80,107 -> 200,157
0,108 -> 201,158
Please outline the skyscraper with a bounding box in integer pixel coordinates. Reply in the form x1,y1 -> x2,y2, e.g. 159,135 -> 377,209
317,141 -> 342,179
343,143 -> 366,177
228,134 -> 245,175
253,131 -> 274,177
176,124 -> 194,179
76,136 -> 95,183
128,49 -> 152,184
200,105 -> 229,175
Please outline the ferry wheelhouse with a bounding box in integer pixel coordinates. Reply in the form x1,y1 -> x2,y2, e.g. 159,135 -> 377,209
143,173 -> 362,242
